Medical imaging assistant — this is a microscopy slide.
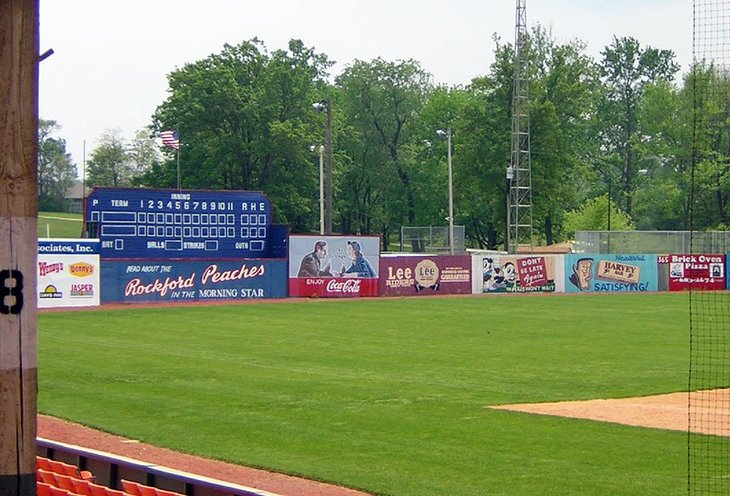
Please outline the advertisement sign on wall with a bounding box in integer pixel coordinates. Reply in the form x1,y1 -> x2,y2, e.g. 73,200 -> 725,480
38,239 -> 101,308
101,259 -> 287,303
379,255 -> 471,296
288,235 -> 380,297
564,254 -> 658,293
475,254 -> 564,293
658,254 -> 725,291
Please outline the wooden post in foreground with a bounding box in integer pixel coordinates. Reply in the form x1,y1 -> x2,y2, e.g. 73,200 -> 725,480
0,1 -> 39,495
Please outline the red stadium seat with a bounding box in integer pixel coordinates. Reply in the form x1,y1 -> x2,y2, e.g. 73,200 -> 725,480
54,473 -> 78,492
37,482 -> 55,496
37,468 -> 58,485
88,483 -> 109,496
155,489 -> 183,496
138,486 -> 157,496
45,457 -> 94,482
49,485 -> 70,496
106,489 -> 128,496
71,477 -> 93,495
120,480 -> 142,496
46,459 -> 67,475
37,456 -> 53,472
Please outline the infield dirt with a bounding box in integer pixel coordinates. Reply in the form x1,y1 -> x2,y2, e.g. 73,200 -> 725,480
491,389 -> 730,436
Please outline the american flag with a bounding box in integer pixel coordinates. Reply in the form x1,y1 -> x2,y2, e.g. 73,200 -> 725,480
160,130 -> 180,150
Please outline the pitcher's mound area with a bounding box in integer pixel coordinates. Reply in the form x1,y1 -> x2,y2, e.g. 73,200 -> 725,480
491,389 -> 730,436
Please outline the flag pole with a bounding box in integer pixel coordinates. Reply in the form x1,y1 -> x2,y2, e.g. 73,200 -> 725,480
176,148 -> 180,191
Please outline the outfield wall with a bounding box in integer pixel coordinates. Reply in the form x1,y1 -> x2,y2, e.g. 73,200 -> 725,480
36,248 -> 730,307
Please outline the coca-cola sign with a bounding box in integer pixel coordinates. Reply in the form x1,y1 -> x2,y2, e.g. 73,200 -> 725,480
288,277 -> 378,298
326,279 -> 361,293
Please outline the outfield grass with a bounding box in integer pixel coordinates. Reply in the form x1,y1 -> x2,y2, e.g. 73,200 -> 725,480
39,293 -> 691,496
38,211 -> 83,238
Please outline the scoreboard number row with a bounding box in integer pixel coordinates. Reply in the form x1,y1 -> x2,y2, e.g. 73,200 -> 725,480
141,200 -> 236,211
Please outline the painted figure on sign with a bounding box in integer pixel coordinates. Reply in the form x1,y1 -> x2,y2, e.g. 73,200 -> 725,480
341,240 -> 376,278
503,262 -> 517,287
569,257 -> 594,291
297,240 -> 333,277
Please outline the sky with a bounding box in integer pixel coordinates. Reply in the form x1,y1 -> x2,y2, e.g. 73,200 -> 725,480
39,0 -> 692,172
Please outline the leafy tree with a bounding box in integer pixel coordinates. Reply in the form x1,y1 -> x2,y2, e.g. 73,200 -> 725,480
416,86 -> 471,234
563,194 -> 633,239
38,119 -> 77,211
686,63 -> 730,230
336,58 -> 433,245
596,36 -> 679,217
150,38 -> 333,231
458,43 -> 513,249
86,128 -> 135,187
128,128 -> 161,180
524,26 -> 598,245
631,79 -> 692,230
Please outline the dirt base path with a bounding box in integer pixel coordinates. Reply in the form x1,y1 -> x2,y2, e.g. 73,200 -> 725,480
38,415 -> 372,496
491,389 -> 730,436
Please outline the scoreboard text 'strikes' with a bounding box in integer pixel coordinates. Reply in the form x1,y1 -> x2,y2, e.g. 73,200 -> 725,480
124,263 -> 266,297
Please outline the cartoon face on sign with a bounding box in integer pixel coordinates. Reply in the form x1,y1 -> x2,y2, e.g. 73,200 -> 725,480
482,257 -> 506,291
503,262 -> 517,285
569,257 -> 593,291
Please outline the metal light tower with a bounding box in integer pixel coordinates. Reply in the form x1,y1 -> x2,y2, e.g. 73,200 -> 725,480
506,0 -> 534,254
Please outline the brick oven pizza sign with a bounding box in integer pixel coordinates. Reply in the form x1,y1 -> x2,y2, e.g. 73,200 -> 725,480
658,254 -> 725,291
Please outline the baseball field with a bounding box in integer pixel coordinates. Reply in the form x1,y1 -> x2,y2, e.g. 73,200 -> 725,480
38,292 -> 691,496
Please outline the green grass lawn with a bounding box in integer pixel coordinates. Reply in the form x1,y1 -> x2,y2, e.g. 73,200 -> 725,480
38,293 -> 691,496
38,211 -> 83,238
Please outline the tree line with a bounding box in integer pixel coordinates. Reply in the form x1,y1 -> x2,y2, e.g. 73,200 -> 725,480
39,28 -> 730,249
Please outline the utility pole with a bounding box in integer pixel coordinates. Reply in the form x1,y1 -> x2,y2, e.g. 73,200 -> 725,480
0,1 -> 39,495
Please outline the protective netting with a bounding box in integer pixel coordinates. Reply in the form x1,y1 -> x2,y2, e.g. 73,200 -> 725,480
689,1 -> 730,493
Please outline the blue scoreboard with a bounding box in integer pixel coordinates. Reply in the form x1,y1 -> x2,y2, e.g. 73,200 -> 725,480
85,188 -> 273,259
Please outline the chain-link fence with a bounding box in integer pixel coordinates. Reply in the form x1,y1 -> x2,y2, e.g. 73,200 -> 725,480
575,231 -> 730,254
399,226 -> 465,253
